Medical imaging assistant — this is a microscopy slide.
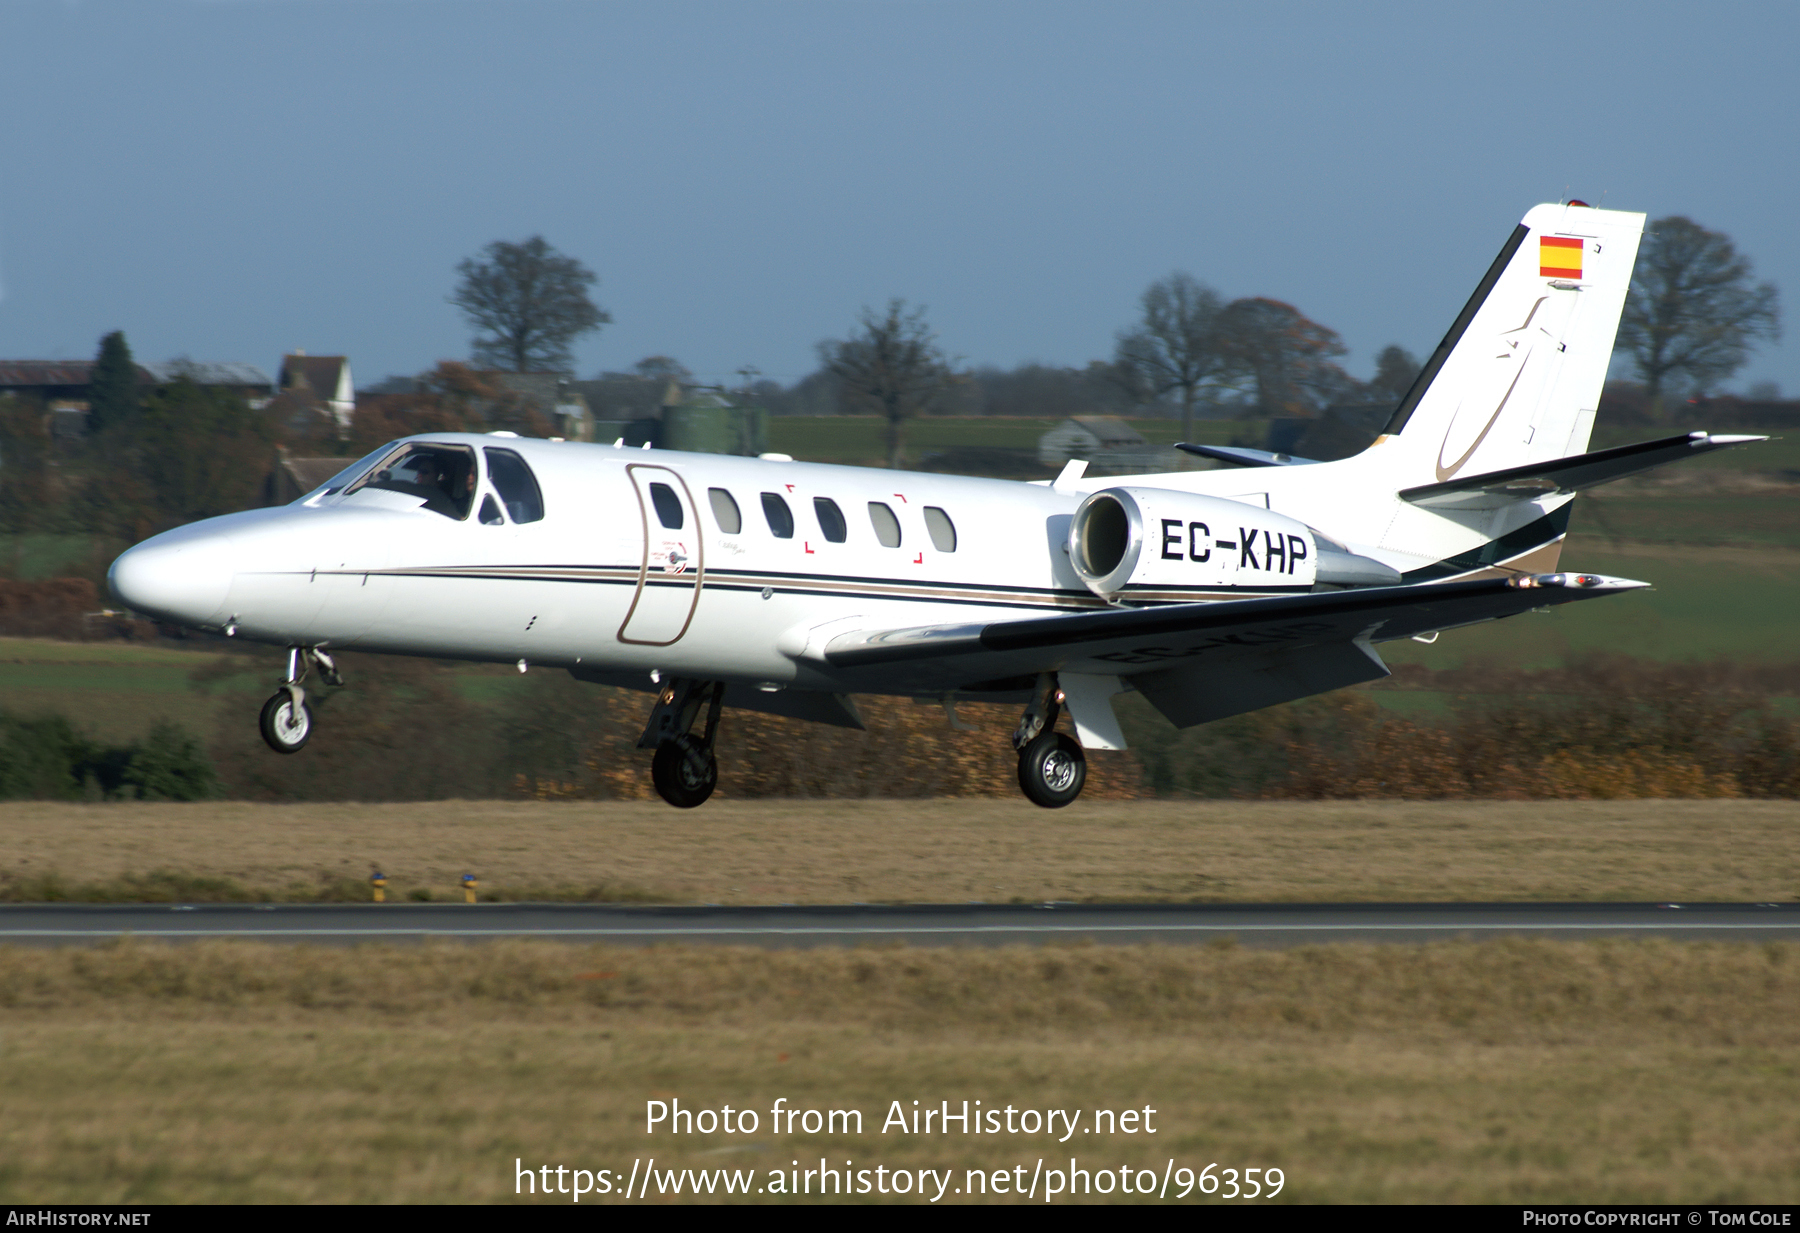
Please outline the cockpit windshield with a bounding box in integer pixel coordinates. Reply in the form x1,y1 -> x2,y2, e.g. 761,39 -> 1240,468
342,442 -> 479,520
294,441 -> 402,504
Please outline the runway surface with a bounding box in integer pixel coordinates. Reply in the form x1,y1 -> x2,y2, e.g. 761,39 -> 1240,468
1,901 -> 1797,947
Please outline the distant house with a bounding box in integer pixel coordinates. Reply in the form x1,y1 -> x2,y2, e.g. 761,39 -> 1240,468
0,359 -> 273,439
0,361 -> 108,439
572,375 -> 670,424
1037,415 -> 1183,474
0,360 -> 115,406
265,446 -> 351,505
142,361 -> 275,406
1037,416 -> 1145,464
278,353 -> 355,431
481,372 -> 594,442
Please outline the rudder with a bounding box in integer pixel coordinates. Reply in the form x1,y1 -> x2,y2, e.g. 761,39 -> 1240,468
1382,203 -> 1645,486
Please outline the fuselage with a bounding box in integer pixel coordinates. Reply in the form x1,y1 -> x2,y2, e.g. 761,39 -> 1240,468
106,431 -> 1570,698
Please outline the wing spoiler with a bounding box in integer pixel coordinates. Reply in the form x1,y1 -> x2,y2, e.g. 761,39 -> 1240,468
1398,431 -> 1766,511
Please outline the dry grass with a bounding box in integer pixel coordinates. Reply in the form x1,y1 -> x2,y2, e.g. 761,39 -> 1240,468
1,798 -> 1797,904
0,937 -> 1796,1203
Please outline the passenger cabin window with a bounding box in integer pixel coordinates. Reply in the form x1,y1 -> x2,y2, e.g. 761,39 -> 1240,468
814,498 -> 847,543
649,482 -> 684,529
761,492 -> 794,539
484,448 -> 545,524
923,506 -> 957,552
345,442 -> 477,520
867,502 -> 901,548
708,488 -> 742,534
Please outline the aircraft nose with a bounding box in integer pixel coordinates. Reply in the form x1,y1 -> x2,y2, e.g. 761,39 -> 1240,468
108,532 -> 237,627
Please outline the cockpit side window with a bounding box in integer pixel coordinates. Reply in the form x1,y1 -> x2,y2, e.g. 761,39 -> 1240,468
345,443 -> 478,520
483,448 -> 545,524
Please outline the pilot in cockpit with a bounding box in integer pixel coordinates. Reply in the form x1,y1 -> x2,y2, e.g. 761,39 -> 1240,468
417,452 -> 477,520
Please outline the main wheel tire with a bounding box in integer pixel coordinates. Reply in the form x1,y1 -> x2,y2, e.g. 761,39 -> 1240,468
651,735 -> 718,808
259,691 -> 314,754
1017,731 -> 1086,808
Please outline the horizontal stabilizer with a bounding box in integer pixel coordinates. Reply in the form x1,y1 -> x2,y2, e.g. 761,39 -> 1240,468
1174,442 -> 1319,468
1399,432 -> 1767,511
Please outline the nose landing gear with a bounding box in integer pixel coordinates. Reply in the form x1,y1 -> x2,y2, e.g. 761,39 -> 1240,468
259,647 -> 342,755
640,679 -> 726,808
1013,674 -> 1087,808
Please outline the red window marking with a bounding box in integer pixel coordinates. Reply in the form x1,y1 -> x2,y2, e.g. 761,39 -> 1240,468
804,542 -> 815,554
785,484 -> 795,493
894,493 -> 907,502
913,552 -> 923,564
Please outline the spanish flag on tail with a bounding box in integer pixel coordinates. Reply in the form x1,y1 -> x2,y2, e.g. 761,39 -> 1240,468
1539,235 -> 1583,279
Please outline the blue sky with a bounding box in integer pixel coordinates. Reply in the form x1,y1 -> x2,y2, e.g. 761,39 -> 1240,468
2,0 -> 1795,395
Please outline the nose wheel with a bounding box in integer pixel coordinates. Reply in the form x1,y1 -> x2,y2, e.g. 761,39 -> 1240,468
258,647 -> 340,755
259,690 -> 314,754
1012,673 -> 1087,808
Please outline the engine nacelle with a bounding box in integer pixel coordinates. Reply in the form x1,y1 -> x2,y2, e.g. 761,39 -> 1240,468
1066,487 -> 1400,601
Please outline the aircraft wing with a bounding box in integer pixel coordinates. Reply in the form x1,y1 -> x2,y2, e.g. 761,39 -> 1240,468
820,572 -> 1646,725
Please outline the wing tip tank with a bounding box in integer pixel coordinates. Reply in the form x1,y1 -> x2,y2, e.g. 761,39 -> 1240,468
1507,571 -> 1649,592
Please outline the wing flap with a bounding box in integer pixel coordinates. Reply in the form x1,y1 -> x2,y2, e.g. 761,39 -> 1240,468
1135,638 -> 1390,728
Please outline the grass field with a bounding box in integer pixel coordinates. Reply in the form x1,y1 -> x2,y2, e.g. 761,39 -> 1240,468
0,636 -> 252,741
763,415 -> 1255,468
758,414 -> 1800,476
0,937 -> 1795,1203
0,533 -> 129,583
3,799 -> 1797,905
1381,538 -> 1800,668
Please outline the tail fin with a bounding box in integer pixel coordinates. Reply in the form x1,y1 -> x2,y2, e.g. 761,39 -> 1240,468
1381,203 -> 1645,485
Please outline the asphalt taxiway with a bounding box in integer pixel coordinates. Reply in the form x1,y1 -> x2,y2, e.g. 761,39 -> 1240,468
1,900 -> 1796,947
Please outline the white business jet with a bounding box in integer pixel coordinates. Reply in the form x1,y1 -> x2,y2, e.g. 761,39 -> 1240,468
108,202 -> 1763,808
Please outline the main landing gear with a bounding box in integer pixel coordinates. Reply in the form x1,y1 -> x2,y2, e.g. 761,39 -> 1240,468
640,679 -> 725,808
259,647 -> 343,754
1013,674 -> 1086,808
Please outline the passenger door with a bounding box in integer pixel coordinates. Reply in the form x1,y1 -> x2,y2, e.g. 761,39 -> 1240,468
618,464 -> 704,646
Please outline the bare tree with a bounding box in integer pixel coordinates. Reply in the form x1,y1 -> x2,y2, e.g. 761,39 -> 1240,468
450,236 -> 610,373
633,355 -> 692,383
1214,297 -> 1351,416
1366,344 -> 1423,404
1113,273 -> 1229,442
1618,216 -> 1780,413
819,299 -> 958,469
